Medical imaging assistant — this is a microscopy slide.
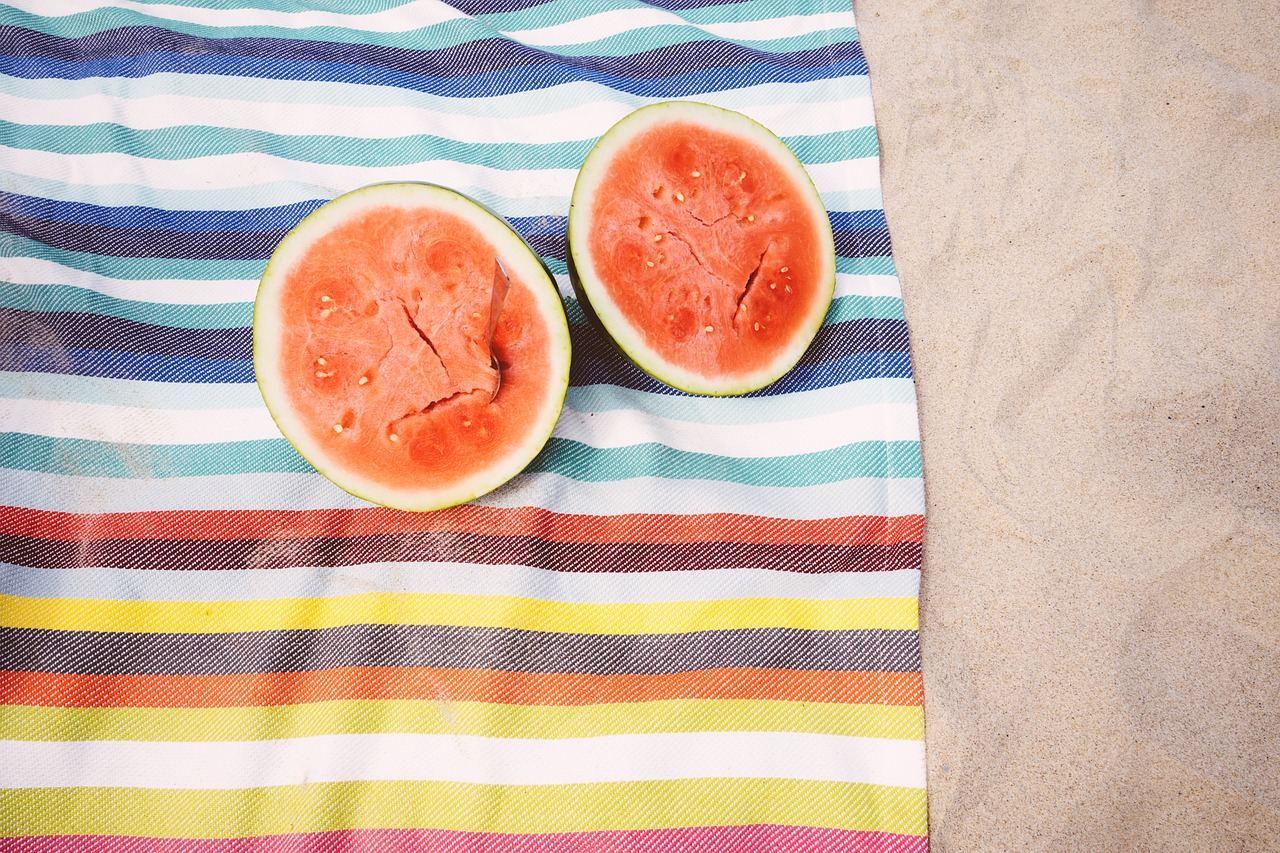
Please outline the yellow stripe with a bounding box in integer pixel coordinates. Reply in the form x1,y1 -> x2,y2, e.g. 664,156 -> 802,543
0,698 -> 925,742
2,778 -> 929,836
0,593 -> 918,634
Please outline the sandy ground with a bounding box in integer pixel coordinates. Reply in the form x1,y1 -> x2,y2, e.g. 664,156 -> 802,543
855,1 -> 1280,849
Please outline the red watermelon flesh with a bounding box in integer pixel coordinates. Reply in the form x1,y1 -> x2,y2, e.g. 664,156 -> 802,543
255,184 -> 570,511
569,102 -> 835,395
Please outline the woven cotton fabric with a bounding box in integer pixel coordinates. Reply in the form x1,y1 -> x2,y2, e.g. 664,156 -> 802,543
0,0 -> 927,848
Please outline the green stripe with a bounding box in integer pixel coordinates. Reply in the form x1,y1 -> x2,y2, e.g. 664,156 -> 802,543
9,5 -> 857,59
1,778 -> 927,836
0,434 -> 922,483
0,699 -> 923,743
0,120 -> 874,169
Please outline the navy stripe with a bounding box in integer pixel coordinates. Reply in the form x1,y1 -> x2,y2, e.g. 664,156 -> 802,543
0,196 -> 888,236
0,345 -> 910,391
2,304 -> 904,362
0,192 -> 325,233
0,55 -> 868,100
0,27 -> 865,78
0,215 -> 888,264
0,307 -> 251,358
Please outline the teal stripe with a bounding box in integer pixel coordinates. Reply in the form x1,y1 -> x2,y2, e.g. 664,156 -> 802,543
1,120 -> 874,169
837,256 -> 896,276
11,171 -> 884,231
0,369 -> 915,423
10,6 -> 857,59
0,561 -> 922,604
0,283 -> 896,333
0,283 -> 253,329
0,467 -> 923,517
0,120 -> 597,169
0,433 -> 921,483
5,7 -> 484,52
84,0 -> 420,11
1,234 -> 264,281
0,72 -> 871,115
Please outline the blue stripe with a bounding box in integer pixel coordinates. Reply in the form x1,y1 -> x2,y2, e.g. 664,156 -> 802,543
0,52 -> 867,100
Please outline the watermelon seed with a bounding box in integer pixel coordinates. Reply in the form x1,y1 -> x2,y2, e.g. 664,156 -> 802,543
315,371 -> 333,378
704,325 -> 714,333
464,420 -> 472,427
754,322 -> 761,331
780,266 -> 789,273
316,357 -> 326,365
691,170 -> 701,177
320,296 -> 332,303
358,376 -> 369,386
675,192 -> 685,202
785,285 -> 792,293
388,433 -> 399,442
320,309 -> 334,319
332,424 -> 343,433
739,171 -> 747,182
746,214 -> 755,222
653,234 -> 663,243
668,314 -> 675,321
471,312 -> 482,319
770,283 -> 777,290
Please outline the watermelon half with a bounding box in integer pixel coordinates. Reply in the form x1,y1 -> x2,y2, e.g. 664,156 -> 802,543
568,101 -> 836,396
254,183 -> 571,512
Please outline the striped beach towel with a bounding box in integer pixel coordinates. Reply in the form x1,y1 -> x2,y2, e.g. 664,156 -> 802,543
0,0 -> 927,849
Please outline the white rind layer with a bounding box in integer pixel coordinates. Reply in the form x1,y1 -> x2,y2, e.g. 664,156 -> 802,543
253,183 -> 572,512
568,101 -> 837,396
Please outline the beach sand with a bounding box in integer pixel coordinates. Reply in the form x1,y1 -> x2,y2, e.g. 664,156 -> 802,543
856,1 -> 1280,848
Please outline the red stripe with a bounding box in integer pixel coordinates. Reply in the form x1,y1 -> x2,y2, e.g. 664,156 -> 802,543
0,668 -> 924,709
0,505 -> 923,548
0,826 -> 929,852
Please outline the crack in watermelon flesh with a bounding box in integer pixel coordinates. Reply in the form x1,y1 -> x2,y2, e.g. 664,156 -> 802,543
587,120 -> 828,378
276,205 -> 552,491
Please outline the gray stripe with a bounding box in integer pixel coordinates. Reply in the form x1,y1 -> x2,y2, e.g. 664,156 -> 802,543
0,626 -> 922,676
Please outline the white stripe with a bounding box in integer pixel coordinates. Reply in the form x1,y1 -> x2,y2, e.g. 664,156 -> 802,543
1,148 -> 582,201
4,395 -> 917,451
0,731 -> 925,789
552,403 -> 920,456
0,468 -> 926,517
1,150 -> 880,200
1,258 -> 257,304
9,0 -> 470,32
0,91 -> 875,144
0,398 -> 279,444
504,9 -> 852,46
835,274 -> 903,299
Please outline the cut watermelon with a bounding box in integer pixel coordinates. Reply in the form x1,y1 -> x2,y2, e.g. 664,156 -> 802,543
568,101 -> 836,396
254,183 -> 571,512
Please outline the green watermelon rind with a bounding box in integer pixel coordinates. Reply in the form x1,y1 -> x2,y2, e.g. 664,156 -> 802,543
253,182 -> 572,513
567,101 -> 837,397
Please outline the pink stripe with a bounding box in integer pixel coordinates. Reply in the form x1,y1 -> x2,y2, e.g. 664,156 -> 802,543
2,826 -> 927,852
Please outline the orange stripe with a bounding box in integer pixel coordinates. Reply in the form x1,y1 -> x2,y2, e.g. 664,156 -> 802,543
0,668 -> 924,709
1,506 -> 924,548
